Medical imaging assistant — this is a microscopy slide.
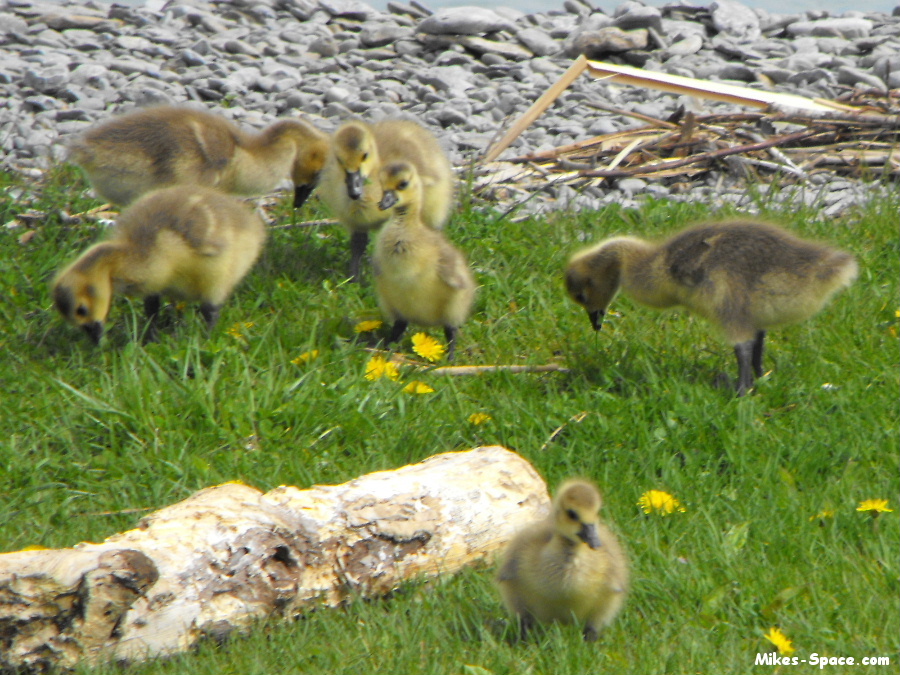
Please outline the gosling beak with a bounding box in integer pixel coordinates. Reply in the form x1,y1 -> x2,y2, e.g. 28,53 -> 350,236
83,321 -> 103,345
588,309 -> 604,331
293,183 -> 314,209
345,170 -> 363,200
577,522 -> 602,549
379,190 -> 398,211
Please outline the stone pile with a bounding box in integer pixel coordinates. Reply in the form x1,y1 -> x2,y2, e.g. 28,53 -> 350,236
1,0 -> 897,215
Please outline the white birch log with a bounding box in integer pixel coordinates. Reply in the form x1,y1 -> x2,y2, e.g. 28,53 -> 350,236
0,446 -> 549,672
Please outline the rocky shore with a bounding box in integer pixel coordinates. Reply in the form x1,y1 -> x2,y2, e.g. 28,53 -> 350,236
1,0 -> 898,215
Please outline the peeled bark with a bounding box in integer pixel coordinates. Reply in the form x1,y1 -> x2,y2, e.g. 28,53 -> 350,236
0,446 -> 549,672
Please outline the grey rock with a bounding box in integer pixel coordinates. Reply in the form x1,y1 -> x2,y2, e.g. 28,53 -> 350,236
359,24 -> 411,48
836,66 -> 887,89
324,85 -> 352,103
42,13 -> 110,31
566,27 -> 648,58
180,48 -> 207,66
459,36 -> 533,61
115,35 -> 156,52
23,66 -> 69,93
431,105 -> 469,126
617,177 -> 647,195
614,5 -> 662,33
62,28 -> 104,50
787,18 -> 873,40
69,63 -> 109,86
318,0 -> 373,20
710,0 -> 761,41
716,63 -> 756,81
32,29 -> 67,48
662,33 -> 703,58
308,35 -> 338,56
24,94 -> 59,112
0,13 -> 28,35
515,27 -> 559,57
417,7 -> 516,36
418,65 -> 474,97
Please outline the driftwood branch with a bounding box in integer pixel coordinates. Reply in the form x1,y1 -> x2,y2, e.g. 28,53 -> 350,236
575,128 -> 826,178
428,364 -> 570,376
0,447 -> 549,672
473,58 -> 897,203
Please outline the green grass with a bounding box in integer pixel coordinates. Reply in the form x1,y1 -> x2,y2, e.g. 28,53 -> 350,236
1,166 -> 897,675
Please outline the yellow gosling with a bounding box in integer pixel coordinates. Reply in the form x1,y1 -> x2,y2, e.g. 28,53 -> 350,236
68,105 -> 328,207
52,185 -> 266,344
496,479 -> 629,642
566,219 -> 858,395
372,161 -> 474,361
317,118 -> 455,280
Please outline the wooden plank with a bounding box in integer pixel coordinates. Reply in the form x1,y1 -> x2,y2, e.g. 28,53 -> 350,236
584,60 -> 855,114
481,55 -> 589,163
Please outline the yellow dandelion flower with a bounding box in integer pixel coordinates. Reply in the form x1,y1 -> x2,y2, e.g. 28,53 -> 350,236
809,509 -> 835,522
291,350 -> 320,366
365,355 -> 400,381
468,412 -> 491,425
411,332 -> 446,362
403,380 -> 435,394
763,627 -> 795,656
354,319 -> 383,333
856,499 -> 893,514
226,321 -> 254,340
637,490 -> 686,515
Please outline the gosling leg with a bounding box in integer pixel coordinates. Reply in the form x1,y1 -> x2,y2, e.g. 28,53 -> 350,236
444,325 -> 458,362
516,613 -> 536,643
751,330 -> 766,378
583,624 -> 599,643
199,302 -> 222,331
734,339 -> 756,396
387,319 -> 408,346
348,230 -> 369,283
143,294 -> 161,342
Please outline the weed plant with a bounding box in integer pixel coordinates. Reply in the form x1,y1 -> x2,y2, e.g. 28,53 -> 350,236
0,167 -> 897,675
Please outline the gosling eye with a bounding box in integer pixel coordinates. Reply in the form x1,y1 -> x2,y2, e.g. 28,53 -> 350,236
575,292 -> 587,304
75,305 -> 89,318
361,152 -> 369,162
566,508 -> 578,521
397,180 -> 409,191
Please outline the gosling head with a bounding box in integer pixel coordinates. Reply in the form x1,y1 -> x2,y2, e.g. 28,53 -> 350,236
52,257 -> 114,345
378,161 -> 420,212
565,242 -> 624,331
290,132 -> 329,209
332,122 -> 378,201
553,479 -> 604,549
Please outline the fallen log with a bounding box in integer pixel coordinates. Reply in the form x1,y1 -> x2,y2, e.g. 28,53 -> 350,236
0,446 -> 549,672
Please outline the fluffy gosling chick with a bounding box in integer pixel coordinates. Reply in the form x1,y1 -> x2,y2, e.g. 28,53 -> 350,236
372,161 -> 474,361
52,185 -> 266,344
565,219 -> 858,396
496,479 -> 629,642
317,118 -> 455,281
68,105 -> 328,207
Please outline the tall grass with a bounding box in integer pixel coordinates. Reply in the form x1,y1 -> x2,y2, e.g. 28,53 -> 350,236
1,167 -> 897,674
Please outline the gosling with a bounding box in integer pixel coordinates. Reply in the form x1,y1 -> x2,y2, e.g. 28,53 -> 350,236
565,219 -> 858,396
496,479 -> 629,643
52,185 -> 266,344
317,118 -> 455,281
67,105 -> 328,207
372,161 -> 475,361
